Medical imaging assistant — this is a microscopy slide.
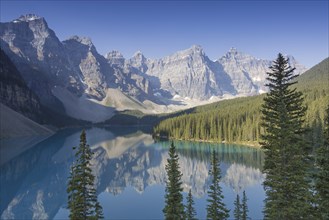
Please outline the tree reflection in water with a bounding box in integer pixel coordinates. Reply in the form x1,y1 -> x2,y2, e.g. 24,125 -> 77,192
0,127 -> 264,219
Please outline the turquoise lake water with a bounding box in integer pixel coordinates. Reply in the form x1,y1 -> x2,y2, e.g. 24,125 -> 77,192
0,127 -> 265,219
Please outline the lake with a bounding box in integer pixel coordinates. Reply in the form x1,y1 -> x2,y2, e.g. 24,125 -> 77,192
0,127 -> 265,219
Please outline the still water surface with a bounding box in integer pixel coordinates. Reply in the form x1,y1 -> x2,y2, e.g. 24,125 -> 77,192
0,127 -> 265,219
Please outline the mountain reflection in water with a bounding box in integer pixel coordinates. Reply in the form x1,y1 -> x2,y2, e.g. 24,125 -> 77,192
0,127 -> 265,219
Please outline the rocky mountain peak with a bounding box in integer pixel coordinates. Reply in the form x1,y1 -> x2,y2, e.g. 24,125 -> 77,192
105,50 -> 125,65
285,54 -> 300,65
165,45 -> 205,62
106,50 -> 124,59
132,50 -> 146,61
8,14 -> 50,36
191,44 -> 203,51
16,14 -> 43,22
228,47 -> 238,54
0,13 -> 309,121
218,47 -> 258,63
130,50 -> 147,67
67,35 -> 94,48
220,47 -> 252,61
285,54 -> 308,73
185,44 -> 204,56
8,14 -> 53,44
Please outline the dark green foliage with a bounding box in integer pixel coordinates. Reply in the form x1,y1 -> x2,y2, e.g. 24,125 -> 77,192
95,201 -> 104,220
67,130 -> 103,220
314,105 -> 329,219
207,150 -> 229,220
163,142 -> 185,219
261,54 -> 312,219
102,107 -> 195,127
154,96 -> 263,144
241,191 -> 249,220
185,189 -> 197,220
154,58 -> 329,146
233,194 -> 242,220
233,191 -> 249,220
173,142 -> 264,170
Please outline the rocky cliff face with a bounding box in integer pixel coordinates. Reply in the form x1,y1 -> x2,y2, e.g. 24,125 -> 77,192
129,46 -> 307,99
217,48 -> 307,94
63,36 -> 111,99
129,45 -> 236,100
0,49 -> 42,122
0,14 -> 82,111
2,14 -> 82,90
0,14 -> 307,122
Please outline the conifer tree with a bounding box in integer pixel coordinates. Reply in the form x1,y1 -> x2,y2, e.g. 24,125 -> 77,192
95,201 -> 104,219
185,189 -> 197,220
261,53 -> 312,219
241,191 -> 249,220
315,104 -> 329,219
67,130 -> 104,219
163,142 -> 185,219
207,150 -> 229,220
233,194 -> 242,220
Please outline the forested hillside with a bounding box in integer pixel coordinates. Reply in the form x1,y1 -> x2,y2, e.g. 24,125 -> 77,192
154,58 -> 329,148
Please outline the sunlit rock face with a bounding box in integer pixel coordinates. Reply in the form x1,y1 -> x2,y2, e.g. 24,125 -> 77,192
0,15 -> 307,122
217,48 -> 307,95
128,45 -> 234,100
63,36 -> 110,100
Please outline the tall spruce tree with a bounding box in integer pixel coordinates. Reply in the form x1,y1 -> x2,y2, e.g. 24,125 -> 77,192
234,191 -> 249,220
241,191 -> 249,220
261,53 -> 312,219
163,142 -> 185,219
206,150 -> 229,220
315,104 -> 329,219
67,130 -> 104,220
233,194 -> 242,220
185,189 -> 197,220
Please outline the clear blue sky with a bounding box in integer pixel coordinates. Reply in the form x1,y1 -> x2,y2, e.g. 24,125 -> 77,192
1,0 -> 328,67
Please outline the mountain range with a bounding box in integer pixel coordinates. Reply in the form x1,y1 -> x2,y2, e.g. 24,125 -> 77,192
0,14 -> 307,124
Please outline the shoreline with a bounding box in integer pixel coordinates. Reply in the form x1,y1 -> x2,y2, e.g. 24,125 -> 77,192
154,135 -> 262,148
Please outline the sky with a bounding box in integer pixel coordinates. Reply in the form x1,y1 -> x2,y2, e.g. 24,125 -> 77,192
0,0 -> 328,68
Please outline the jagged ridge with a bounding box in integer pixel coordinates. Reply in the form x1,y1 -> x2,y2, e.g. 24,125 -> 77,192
0,14 -> 307,123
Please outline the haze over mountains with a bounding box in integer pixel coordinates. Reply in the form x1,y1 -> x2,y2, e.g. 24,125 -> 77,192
0,14 -> 307,123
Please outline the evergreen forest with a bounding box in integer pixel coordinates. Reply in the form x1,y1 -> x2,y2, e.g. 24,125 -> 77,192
154,58 -> 329,149
66,55 -> 328,219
